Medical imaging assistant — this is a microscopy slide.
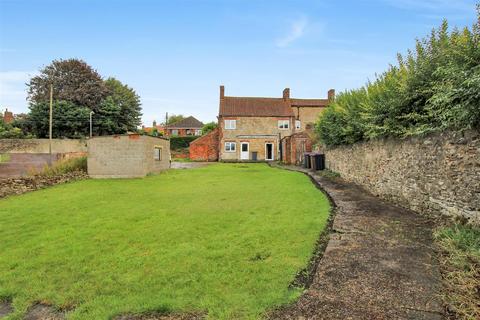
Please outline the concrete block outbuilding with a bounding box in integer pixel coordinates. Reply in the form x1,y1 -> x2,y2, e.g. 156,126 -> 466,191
88,134 -> 170,178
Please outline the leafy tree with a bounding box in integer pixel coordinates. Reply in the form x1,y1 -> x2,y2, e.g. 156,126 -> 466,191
93,96 -> 124,136
201,122 -> 218,135
28,101 -> 90,138
165,114 -> 185,125
27,59 -> 109,110
25,59 -> 144,138
104,77 -> 142,131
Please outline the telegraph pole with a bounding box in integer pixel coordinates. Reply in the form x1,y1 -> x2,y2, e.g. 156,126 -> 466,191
90,111 -> 94,138
49,84 -> 53,159
165,112 -> 168,136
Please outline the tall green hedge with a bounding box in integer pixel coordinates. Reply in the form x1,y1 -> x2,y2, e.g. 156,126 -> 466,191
316,7 -> 480,146
169,136 -> 199,150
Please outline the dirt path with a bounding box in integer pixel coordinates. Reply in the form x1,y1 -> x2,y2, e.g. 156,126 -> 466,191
271,165 -> 444,320
170,162 -> 213,169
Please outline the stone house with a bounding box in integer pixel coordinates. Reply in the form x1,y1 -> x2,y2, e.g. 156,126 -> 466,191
165,116 -> 204,137
216,86 -> 333,162
88,134 -> 170,178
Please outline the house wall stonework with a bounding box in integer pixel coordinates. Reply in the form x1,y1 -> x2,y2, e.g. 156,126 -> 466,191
292,106 -> 325,128
88,135 -> 170,178
324,130 -> 480,225
219,116 -> 294,161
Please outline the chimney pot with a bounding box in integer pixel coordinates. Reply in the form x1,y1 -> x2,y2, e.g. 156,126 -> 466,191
283,88 -> 290,100
220,85 -> 225,99
328,89 -> 335,102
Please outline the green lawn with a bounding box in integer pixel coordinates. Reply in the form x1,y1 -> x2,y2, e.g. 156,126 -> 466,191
0,163 -> 330,320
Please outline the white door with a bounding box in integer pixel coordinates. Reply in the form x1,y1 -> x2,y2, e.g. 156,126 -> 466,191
240,142 -> 249,160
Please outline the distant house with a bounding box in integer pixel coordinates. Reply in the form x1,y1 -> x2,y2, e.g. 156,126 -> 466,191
219,86 -> 333,162
189,86 -> 333,163
88,134 -> 170,178
2,109 -> 14,124
165,116 -> 203,136
142,120 -> 165,135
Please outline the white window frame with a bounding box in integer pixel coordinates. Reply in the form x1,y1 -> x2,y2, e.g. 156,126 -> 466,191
225,119 -> 236,130
278,120 -> 290,130
224,142 -> 236,152
195,129 -> 202,136
171,129 -> 179,136
295,120 -> 301,130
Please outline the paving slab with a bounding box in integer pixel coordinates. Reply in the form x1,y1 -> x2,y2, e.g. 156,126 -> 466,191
270,165 -> 444,320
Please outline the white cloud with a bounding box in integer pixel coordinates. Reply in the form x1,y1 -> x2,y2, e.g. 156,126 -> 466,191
0,70 -> 36,113
276,16 -> 308,48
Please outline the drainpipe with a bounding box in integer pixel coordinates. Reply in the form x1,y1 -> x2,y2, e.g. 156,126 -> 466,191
279,133 -> 282,161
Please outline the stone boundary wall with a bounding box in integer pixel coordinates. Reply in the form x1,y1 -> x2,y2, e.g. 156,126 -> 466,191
0,171 -> 88,199
0,139 -> 87,154
324,130 -> 479,225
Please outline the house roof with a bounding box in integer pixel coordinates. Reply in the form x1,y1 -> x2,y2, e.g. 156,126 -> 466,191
219,97 -> 294,117
291,98 -> 329,107
168,116 -> 204,129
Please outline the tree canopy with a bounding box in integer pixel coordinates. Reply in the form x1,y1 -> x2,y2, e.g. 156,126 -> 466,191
24,59 -> 143,138
165,114 -> 185,125
201,122 -> 218,135
104,77 -> 142,131
27,59 -> 109,110
316,7 -> 480,146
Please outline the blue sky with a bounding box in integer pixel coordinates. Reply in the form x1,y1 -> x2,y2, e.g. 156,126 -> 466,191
0,0 -> 478,125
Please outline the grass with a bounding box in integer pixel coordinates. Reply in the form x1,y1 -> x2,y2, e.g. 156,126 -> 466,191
0,163 -> 330,319
172,157 -> 193,162
434,224 -> 480,320
0,153 -> 11,163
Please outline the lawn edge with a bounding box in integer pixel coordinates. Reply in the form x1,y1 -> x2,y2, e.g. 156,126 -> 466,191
266,163 -> 337,314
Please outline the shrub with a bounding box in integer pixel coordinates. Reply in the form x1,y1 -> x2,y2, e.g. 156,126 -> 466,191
34,156 -> 87,177
202,122 -> 218,135
316,7 -> 480,146
169,136 -> 198,150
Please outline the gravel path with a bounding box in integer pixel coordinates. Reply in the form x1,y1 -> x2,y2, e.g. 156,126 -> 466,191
270,165 -> 444,320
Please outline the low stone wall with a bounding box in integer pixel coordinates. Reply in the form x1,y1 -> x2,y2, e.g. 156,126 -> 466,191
0,171 -> 88,199
0,139 -> 87,154
324,130 -> 480,225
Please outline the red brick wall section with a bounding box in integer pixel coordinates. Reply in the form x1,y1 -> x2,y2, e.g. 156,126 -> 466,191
189,128 -> 219,161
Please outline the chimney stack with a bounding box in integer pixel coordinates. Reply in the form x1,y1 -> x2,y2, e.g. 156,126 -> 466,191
220,85 -> 225,99
283,88 -> 290,100
3,108 -> 14,124
328,89 -> 335,102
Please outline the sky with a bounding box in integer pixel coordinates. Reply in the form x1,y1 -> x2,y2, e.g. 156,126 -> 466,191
0,0 -> 478,126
